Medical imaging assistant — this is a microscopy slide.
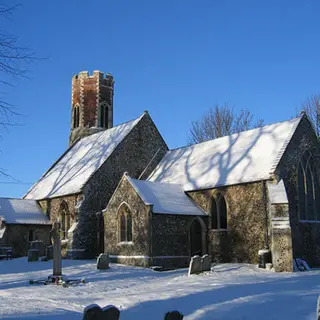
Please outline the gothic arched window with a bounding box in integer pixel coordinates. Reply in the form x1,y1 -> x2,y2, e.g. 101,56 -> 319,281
210,197 -> 218,229
298,151 -> 320,221
59,201 -> 70,239
99,104 -> 109,128
118,203 -> 133,242
73,105 -> 80,128
209,193 -> 228,230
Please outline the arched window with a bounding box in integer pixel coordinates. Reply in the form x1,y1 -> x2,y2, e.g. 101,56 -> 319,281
59,201 -> 70,239
210,197 -> 218,229
28,230 -> 34,242
99,104 -> 109,128
118,203 -> 133,242
298,151 -> 320,221
73,105 -> 80,128
209,193 -> 228,230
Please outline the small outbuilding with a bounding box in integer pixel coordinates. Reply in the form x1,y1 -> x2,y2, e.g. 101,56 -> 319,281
0,198 -> 51,257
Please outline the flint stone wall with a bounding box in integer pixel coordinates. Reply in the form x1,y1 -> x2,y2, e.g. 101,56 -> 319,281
152,214 -> 208,268
275,115 -> 320,268
188,182 -> 267,264
1,224 -> 51,257
104,176 -> 151,266
75,112 -> 167,257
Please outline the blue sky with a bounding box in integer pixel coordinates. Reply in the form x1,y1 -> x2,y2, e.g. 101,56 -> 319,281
1,0 -> 320,197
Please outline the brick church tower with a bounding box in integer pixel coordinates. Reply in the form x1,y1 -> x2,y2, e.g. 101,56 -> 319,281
69,70 -> 114,145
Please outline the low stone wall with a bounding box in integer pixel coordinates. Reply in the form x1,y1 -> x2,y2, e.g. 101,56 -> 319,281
109,255 -> 150,268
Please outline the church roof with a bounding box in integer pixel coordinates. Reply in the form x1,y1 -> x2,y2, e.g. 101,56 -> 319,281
148,116 -> 302,191
126,175 -> 205,216
0,198 -> 50,225
24,113 -> 146,200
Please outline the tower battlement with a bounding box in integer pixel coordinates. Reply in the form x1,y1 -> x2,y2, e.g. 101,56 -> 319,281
69,70 -> 114,145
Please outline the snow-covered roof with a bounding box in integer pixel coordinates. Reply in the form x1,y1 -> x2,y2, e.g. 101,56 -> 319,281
25,113 -> 145,200
126,175 -> 205,216
267,180 -> 288,204
148,116 -> 302,191
0,198 -> 51,225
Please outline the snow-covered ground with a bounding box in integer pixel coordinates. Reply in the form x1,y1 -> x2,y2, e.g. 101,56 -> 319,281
0,258 -> 319,319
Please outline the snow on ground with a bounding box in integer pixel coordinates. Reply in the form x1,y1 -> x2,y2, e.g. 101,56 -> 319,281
0,258 -> 319,319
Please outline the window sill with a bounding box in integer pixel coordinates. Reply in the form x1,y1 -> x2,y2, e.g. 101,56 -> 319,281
299,220 -> 320,224
210,229 -> 228,232
117,241 -> 134,246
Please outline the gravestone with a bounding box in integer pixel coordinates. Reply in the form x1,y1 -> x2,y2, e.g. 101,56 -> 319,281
30,240 -> 45,257
97,253 -> 110,270
46,245 -> 53,260
201,254 -> 211,272
317,295 -> 320,320
50,222 -> 62,276
28,249 -> 39,262
82,304 -> 120,320
188,255 -> 202,275
164,311 -> 184,320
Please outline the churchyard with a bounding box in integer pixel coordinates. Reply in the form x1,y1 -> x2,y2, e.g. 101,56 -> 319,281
0,257 -> 319,319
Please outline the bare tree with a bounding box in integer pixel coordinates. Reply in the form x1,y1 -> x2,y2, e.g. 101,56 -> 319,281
188,104 -> 264,144
0,4 -> 37,179
0,4 -> 36,130
300,94 -> 320,137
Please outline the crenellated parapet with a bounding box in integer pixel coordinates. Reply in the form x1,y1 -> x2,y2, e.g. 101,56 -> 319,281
69,70 -> 114,145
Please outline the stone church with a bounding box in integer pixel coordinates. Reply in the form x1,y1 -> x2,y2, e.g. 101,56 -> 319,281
24,70 -> 320,272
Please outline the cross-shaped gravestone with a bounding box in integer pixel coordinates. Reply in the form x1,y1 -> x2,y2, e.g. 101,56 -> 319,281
50,222 -> 62,277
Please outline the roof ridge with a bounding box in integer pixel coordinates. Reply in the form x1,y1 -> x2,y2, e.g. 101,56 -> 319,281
169,115 -> 303,153
269,115 -> 303,175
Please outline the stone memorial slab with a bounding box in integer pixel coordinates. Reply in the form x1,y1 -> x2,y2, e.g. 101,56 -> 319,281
28,249 -> 39,262
164,311 -> 184,320
188,255 -> 202,275
201,254 -> 211,272
317,295 -> 320,320
30,240 -> 45,257
82,304 -> 120,320
46,245 -> 53,260
97,253 -> 110,270
50,222 -> 62,276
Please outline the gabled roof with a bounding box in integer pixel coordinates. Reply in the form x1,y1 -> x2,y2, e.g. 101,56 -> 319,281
148,116 -> 302,191
126,174 -> 205,216
0,198 -> 51,225
25,113 -> 146,200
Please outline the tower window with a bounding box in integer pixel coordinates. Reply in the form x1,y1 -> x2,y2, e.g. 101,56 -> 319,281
99,104 -> 109,128
73,105 -> 80,128
298,151 -> 320,221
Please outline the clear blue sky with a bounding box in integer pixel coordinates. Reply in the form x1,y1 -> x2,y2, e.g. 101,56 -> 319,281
1,0 -> 320,198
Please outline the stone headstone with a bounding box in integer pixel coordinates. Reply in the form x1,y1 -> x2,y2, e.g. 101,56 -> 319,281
46,245 -> 53,260
164,311 -> 184,320
28,249 -> 39,262
265,263 -> 273,271
97,253 -> 110,270
188,255 -> 202,275
317,295 -> 320,320
82,304 -> 120,320
201,254 -> 211,272
30,240 -> 45,257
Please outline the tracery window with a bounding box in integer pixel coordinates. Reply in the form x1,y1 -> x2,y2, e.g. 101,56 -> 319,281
59,201 -> 70,239
298,151 -> 320,221
210,193 -> 228,229
99,103 -> 109,128
118,203 -> 133,242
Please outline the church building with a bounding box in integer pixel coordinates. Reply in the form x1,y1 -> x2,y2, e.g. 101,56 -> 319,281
24,70 -> 320,272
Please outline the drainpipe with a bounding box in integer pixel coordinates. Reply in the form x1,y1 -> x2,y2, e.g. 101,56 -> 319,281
262,180 -> 269,249
148,204 -> 154,267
